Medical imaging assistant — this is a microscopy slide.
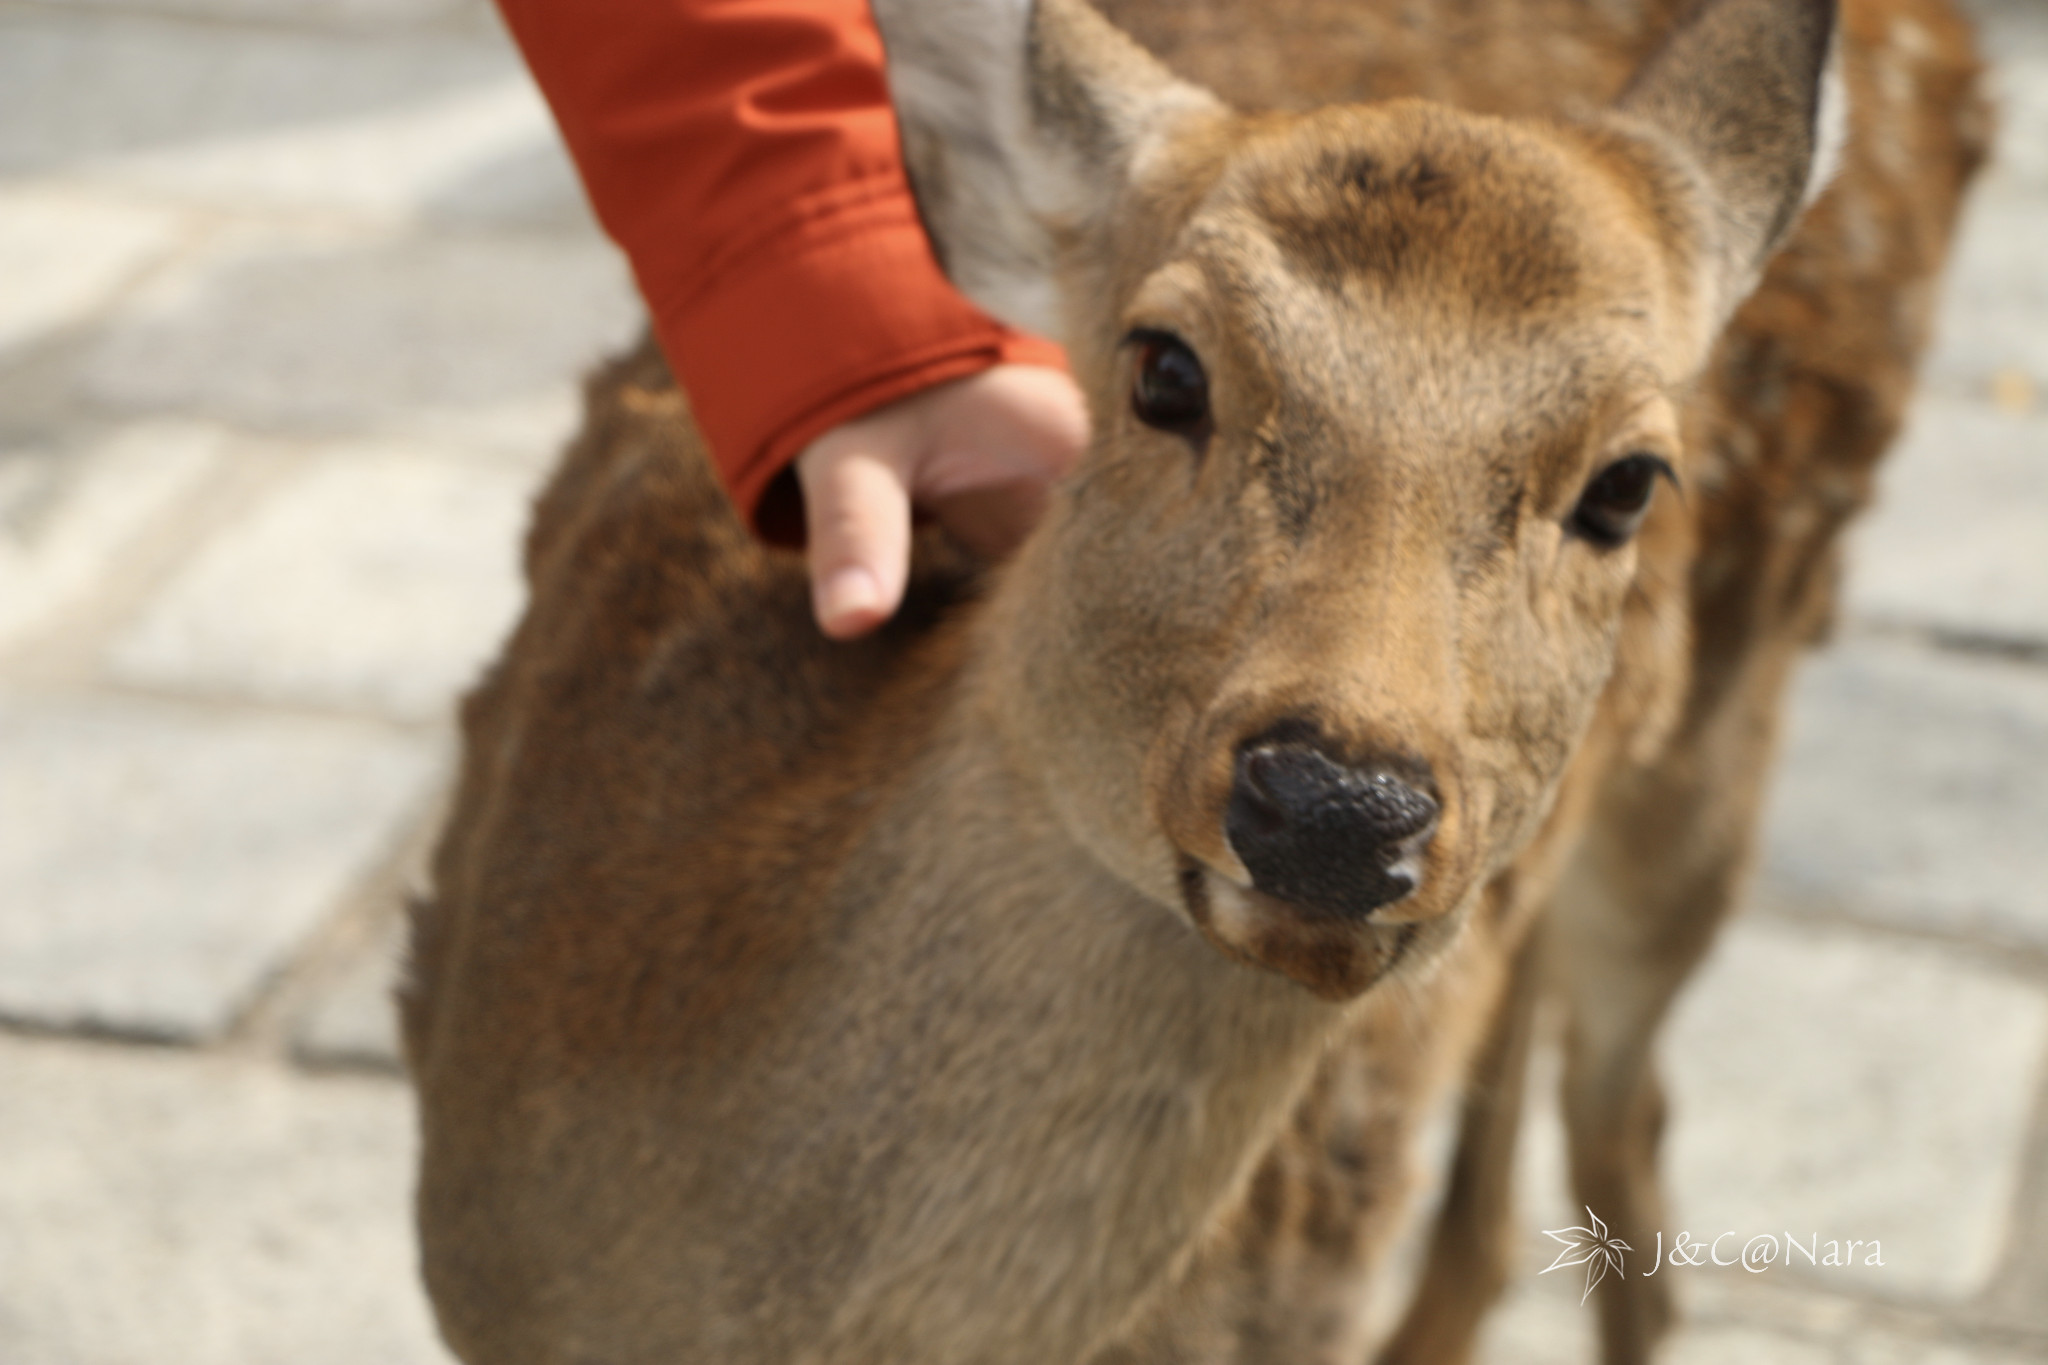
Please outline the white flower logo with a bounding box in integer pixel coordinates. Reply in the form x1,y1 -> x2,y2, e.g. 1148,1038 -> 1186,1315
1540,1207 -> 1632,1304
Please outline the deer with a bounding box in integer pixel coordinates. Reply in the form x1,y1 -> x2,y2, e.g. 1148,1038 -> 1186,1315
402,0 -> 1986,1361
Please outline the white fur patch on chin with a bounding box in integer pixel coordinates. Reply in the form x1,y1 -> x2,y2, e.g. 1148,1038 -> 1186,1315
1204,869 -> 1264,946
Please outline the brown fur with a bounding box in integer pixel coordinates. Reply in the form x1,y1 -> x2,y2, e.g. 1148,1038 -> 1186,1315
403,2 -> 1985,1362
1086,2 -> 1987,1361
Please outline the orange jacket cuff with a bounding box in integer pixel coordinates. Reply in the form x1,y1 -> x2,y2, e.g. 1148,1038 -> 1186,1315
648,174 -> 1069,537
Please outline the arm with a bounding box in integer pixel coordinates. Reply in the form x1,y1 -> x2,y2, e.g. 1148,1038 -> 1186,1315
494,0 -> 1084,633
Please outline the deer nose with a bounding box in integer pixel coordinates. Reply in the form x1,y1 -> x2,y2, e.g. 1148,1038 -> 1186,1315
1224,742 -> 1440,919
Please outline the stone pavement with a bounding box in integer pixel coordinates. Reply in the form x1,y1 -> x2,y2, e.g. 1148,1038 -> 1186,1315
0,0 -> 2040,1359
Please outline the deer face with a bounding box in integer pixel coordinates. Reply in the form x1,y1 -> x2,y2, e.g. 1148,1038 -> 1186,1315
896,0 -> 1839,998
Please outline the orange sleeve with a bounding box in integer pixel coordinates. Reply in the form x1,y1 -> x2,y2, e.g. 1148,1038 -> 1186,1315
493,0 -> 1068,537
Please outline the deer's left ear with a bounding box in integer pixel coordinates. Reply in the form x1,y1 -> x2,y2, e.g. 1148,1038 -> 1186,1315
1613,0 -> 1845,321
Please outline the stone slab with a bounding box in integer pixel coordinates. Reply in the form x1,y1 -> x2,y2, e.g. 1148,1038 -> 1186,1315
54,0 -> 472,33
1660,919 -> 2048,1302
107,446 -> 536,720
1965,0 -> 2048,194
0,8 -> 588,230
1664,1326 -> 1837,1365
1926,185 -> 2048,395
0,186 -> 187,360
415,130 -> 595,232
0,421 -> 224,650
293,916 -> 406,1070
94,80 -> 577,229
0,11 -> 512,181
1985,88 -> 2048,205
1474,1276 -> 1841,1365
1474,1278 -> 1598,1365
0,1035 -> 453,1365
1847,1340 -> 2045,1365
1756,636 -> 2048,948
1892,0 -> 2048,396
84,225 -> 638,440
0,689 -> 440,1041
1510,918 -> 2048,1307
1841,397 -> 2048,647
1473,1260 -> 2048,1363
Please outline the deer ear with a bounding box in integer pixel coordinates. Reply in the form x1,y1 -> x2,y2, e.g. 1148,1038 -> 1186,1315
877,0 -> 1223,338
1614,0 -> 1845,317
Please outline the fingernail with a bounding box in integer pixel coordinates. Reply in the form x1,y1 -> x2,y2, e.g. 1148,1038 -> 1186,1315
819,567 -> 881,631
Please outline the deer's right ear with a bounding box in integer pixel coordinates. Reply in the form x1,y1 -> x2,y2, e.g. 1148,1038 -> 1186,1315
877,0 -> 1223,339
1613,0 -> 1844,323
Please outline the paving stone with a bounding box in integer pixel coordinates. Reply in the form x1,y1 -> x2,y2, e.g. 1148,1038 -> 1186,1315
1845,1339 -> 2045,1365
1507,918 -> 2048,1308
0,8 -> 588,230
1841,397 -> 2048,647
1475,1277 -> 1866,1365
1976,50 -> 2048,198
0,690 -> 440,1041
1475,1278 -> 1599,1365
0,421 -> 224,649
1756,636 -> 2048,948
55,0 -> 472,33
0,1034 -> 453,1365
1922,1 -> 2048,395
1473,1244 -> 2043,1364
293,916 -> 406,1070
107,446 -> 537,720
1659,918 -> 2048,1304
1963,0 -> 2048,179
84,226 -> 638,438
1665,1325 -> 1837,1365
0,11 -> 515,182
0,186 -> 187,359
97,79 -> 575,228
414,131 -> 595,232
1926,186 -> 2048,395
399,383 -> 586,469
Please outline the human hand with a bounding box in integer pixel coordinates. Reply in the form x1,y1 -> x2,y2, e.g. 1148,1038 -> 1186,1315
795,364 -> 1089,639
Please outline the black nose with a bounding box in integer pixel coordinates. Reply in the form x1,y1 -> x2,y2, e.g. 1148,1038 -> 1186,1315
1225,742 -> 1440,919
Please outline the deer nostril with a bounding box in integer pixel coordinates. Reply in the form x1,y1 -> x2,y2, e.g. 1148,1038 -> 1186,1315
1240,746 -> 1438,845
1226,743 -> 1440,919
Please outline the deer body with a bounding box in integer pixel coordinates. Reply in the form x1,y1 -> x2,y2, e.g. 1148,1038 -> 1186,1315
406,1 -> 1984,1361
407,361 -> 1366,1361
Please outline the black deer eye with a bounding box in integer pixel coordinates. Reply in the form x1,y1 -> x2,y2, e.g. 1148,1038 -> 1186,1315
1570,452 -> 1675,548
1129,330 -> 1212,446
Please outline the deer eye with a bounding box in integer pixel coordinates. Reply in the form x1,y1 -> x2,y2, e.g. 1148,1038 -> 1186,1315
1569,452 -> 1674,548
1129,330 -> 1212,446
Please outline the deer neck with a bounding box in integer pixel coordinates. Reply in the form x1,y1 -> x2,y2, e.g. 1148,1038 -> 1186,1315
814,578 -> 1347,1358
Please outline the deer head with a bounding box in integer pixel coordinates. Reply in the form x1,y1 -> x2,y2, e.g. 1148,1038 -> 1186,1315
881,0 -> 1841,1000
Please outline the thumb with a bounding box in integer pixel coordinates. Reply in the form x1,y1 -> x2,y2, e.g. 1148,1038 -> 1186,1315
795,443 -> 913,640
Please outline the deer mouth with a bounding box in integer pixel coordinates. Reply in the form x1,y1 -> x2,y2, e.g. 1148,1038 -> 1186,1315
1174,857 -> 1436,1001
1148,704 -> 1464,996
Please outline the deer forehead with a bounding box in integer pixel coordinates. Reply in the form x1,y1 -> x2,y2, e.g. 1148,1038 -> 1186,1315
1132,107 -> 1680,380
1115,179 -> 1676,528
1211,104 -> 1666,305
